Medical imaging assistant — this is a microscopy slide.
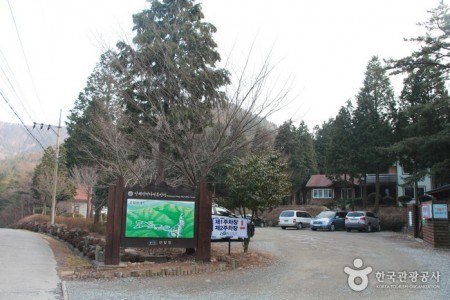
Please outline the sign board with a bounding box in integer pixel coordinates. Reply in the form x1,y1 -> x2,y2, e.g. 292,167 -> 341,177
421,202 -> 432,219
408,211 -> 412,227
433,204 -> 448,219
121,187 -> 197,248
211,216 -> 248,239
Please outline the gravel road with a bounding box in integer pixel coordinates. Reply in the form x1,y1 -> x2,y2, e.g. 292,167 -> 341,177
64,227 -> 449,300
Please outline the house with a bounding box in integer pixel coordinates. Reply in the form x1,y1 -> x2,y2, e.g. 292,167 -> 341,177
305,175 -> 360,205
57,188 -> 89,218
306,162 -> 433,206
395,162 -> 432,201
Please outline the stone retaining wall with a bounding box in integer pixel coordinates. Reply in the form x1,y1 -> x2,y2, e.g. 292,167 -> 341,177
14,221 -> 239,279
15,221 -> 103,261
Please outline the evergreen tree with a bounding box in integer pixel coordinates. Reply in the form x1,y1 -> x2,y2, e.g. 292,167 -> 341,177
353,56 -> 397,212
393,64 -> 450,193
225,150 -> 290,252
275,120 -> 317,204
389,1 -> 450,76
65,51 -> 122,169
326,102 -> 358,208
115,0 -> 230,185
313,119 -> 334,175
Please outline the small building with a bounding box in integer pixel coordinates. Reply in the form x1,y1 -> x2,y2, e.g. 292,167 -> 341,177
396,162 -> 432,201
57,188 -> 88,218
305,175 -> 360,206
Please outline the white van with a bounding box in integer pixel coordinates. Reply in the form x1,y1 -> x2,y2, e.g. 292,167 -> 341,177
278,210 -> 312,229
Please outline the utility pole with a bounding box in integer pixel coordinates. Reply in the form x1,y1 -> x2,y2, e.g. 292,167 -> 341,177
50,110 -> 62,225
33,109 -> 61,225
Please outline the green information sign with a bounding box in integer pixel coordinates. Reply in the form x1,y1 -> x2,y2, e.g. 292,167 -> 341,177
125,199 -> 195,238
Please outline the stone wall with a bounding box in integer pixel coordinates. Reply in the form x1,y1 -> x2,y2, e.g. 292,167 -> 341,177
14,221 -> 105,262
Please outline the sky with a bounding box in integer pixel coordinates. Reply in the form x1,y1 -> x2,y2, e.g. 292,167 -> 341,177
0,0 -> 445,131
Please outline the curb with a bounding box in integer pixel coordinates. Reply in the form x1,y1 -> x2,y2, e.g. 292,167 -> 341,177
62,281 -> 69,300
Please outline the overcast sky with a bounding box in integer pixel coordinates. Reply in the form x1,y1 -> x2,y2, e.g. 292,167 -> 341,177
0,0 -> 444,130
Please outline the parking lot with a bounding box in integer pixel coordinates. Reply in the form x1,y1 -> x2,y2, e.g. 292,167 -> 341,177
65,227 -> 450,299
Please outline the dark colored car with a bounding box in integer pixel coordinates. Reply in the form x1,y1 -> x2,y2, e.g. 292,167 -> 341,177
310,210 -> 347,231
242,215 -> 266,228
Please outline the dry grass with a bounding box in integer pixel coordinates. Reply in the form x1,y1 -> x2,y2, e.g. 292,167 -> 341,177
40,233 -> 92,278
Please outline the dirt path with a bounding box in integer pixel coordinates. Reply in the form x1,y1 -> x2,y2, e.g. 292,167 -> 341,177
59,228 -> 449,299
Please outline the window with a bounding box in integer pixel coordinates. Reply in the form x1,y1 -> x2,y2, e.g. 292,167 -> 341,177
312,189 -> 333,198
337,212 -> 347,218
404,187 -> 425,199
215,207 -> 234,217
281,211 -> 294,217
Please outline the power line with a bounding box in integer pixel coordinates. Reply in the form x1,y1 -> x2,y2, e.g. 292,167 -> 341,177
6,0 -> 46,119
0,89 -> 44,150
0,49 -> 47,141
0,54 -> 34,123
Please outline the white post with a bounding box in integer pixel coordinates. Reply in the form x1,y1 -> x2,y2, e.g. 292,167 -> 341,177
50,110 -> 62,225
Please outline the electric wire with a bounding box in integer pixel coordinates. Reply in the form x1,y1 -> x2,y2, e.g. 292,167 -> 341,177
0,49 -> 47,141
6,0 -> 47,120
0,58 -> 34,123
0,89 -> 45,150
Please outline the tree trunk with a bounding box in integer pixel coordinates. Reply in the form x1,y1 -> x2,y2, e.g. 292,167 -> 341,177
414,180 -> 419,206
374,172 -> 380,213
350,175 -> 355,211
93,206 -> 102,224
363,178 -> 367,209
86,194 -> 91,218
156,142 -> 166,184
243,237 -> 250,253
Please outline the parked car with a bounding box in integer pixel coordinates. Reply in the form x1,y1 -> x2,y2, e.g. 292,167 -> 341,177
241,215 -> 266,228
278,210 -> 312,229
310,210 -> 347,231
345,211 -> 381,232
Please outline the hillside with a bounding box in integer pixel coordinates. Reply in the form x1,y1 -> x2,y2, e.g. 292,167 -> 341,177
0,121 -> 68,161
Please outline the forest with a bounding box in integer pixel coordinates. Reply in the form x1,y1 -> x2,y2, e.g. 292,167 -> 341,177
0,0 -> 448,226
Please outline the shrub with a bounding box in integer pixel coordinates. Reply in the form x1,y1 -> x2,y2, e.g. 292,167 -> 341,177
382,196 -> 396,206
61,212 -> 84,218
368,193 -> 382,204
378,207 -> 406,232
325,202 -> 336,210
88,223 -> 107,235
380,216 -> 405,231
398,195 -> 412,205
419,195 -> 433,202
353,198 -> 363,206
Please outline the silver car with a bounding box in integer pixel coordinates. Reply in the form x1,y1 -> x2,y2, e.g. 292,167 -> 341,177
345,211 -> 381,232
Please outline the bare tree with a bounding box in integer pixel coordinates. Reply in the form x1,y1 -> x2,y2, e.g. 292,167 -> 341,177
117,50 -> 291,187
70,166 -> 98,218
66,0 -> 292,189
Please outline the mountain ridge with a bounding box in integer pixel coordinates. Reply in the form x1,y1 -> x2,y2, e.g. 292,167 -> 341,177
0,121 -> 68,161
